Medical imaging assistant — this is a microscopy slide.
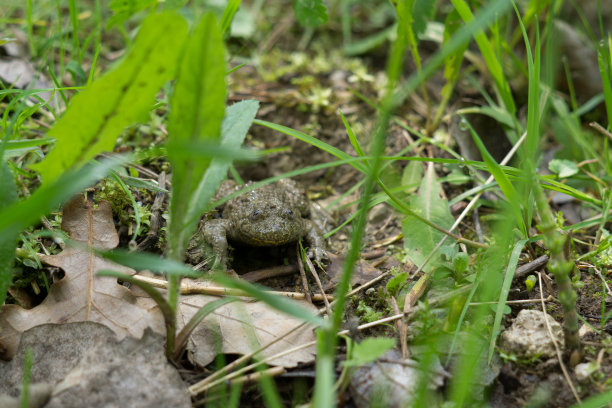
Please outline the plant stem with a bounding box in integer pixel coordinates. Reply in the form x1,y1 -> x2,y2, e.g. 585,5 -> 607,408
533,177 -> 581,352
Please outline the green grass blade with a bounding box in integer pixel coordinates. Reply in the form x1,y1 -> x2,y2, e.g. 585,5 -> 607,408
463,116 -> 526,235
174,297 -> 238,359
67,0 -> 80,61
339,109 -> 365,157
488,238 -> 528,362
449,0 -> 516,117
96,248 -> 202,278
220,0 -> 242,36
433,9 -> 469,128
254,119 -> 367,173
33,12 -> 188,183
0,155 -> 129,237
0,161 -> 18,306
597,35 -> 612,130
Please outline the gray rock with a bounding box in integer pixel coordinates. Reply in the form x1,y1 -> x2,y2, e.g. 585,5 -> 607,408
0,322 -> 190,408
500,309 -> 564,360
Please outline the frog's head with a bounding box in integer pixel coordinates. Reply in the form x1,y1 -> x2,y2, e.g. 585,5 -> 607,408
236,203 -> 304,246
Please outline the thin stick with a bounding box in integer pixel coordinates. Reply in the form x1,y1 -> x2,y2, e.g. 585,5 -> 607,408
303,250 -> 331,314
132,275 -> 333,302
296,245 -> 312,304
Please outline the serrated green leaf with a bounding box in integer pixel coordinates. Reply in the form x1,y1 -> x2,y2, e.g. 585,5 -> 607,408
402,164 -> 455,268
293,0 -> 328,28
33,12 -> 187,183
167,13 -> 226,256
549,159 -> 579,178
342,337 -> 396,367
0,161 -> 18,306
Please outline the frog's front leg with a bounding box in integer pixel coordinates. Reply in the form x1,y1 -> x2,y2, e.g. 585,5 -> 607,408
202,219 -> 231,272
303,220 -> 328,264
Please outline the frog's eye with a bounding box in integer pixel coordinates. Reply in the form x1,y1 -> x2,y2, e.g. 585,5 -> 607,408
282,209 -> 295,219
251,209 -> 263,220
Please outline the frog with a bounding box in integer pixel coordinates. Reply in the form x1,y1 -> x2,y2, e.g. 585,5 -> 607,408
202,178 -> 328,271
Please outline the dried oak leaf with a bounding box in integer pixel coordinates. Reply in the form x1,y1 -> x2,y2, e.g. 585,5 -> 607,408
178,285 -> 317,368
0,198 -> 164,359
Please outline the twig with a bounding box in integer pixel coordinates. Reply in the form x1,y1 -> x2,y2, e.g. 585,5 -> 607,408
469,296 -> 553,305
514,255 -> 549,280
132,274 -> 333,302
303,250 -> 331,314
296,245 -> 312,304
590,121 -> 612,141
592,266 -> 612,297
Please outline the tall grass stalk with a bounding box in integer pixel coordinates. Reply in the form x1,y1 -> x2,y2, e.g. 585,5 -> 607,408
515,5 -> 581,353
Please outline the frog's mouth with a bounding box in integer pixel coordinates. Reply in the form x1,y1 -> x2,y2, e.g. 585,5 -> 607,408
236,218 -> 302,246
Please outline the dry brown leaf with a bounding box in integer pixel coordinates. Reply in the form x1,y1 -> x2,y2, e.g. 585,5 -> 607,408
178,285 -> 317,368
324,253 -> 381,291
0,198 -> 164,359
0,197 -> 315,368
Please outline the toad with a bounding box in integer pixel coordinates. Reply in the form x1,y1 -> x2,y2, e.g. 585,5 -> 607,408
202,179 -> 328,271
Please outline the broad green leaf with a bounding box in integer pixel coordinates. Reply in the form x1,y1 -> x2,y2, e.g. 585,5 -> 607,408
107,0 -> 157,28
183,100 -> 260,229
33,12 -> 187,183
293,0 -> 328,28
167,13 -> 226,258
548,159 -> 579,178
342,337 -> 396,367
0,161 -> 18,306
402,164 -> 454,268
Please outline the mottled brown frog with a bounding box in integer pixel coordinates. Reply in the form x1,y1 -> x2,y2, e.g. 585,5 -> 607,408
202,179 -> 328,271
